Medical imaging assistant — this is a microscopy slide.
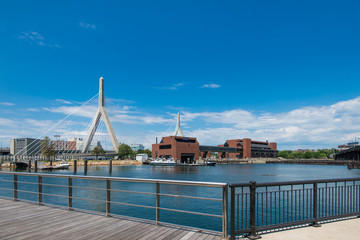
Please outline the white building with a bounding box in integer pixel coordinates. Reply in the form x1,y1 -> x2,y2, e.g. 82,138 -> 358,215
10,138 -> 42,156
131,144 -> 145,152
68,138 -> 102,152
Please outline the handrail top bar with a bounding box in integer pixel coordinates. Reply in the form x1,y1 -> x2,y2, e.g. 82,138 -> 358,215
229,177 -> 360,187
0,171 -> 227,187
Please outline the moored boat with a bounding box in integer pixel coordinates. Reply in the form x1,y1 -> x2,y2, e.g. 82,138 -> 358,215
149,158 -> 176,166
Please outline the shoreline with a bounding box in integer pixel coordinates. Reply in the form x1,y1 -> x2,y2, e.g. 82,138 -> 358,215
0,158 -> 355,168
0,159 -> 142,168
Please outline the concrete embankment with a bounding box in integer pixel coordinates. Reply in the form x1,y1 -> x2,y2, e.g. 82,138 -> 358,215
207,158 -> 352,165
0,159 -> 141,168
266,158 -> 351,165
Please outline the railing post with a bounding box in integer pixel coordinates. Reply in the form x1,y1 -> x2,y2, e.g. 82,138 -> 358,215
311,183 -> 321,227
84,160 -> 88,175
247,181 -> 261,239
222,184 -> 229,239
73,160 -> 77,174
68,177 -> 72,210
230,186 -> 235,240
106,179 -> 111,217
13,174 -> 18,201
156,182 -> 160,226
38,176 -> 42,205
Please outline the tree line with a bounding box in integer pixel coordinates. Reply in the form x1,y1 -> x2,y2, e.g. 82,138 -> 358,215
40,137 -> 152,160
277,149 -> 338,159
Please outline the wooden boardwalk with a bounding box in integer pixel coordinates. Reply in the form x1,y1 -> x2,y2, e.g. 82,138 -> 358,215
0,198 -> 221,240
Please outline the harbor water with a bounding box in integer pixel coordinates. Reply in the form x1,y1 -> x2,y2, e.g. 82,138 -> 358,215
1,164 -> 360,232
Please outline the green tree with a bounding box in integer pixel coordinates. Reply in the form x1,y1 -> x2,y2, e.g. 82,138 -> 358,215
118,143 -> 133,159
292,151 -> 303,159
92,146 -> 106,160
278,151 -> 291,159
303,151 -> 314,159
144,149 -> 152,157
137,149 -> 145,154
41,136 -> 56,160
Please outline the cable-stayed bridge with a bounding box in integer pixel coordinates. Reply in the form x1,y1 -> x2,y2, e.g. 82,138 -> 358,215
9,77 -> 120,163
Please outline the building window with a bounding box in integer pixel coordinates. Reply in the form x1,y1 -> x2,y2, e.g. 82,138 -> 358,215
175,138 -> 196,143
159,144 -> 172,149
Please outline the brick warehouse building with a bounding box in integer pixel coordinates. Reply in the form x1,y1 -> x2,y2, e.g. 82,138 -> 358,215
152,136 -> 199,163
215,138 -> 277,159
152,136 -> 277,162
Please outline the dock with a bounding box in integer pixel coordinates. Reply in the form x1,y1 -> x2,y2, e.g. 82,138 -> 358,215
0,198 -> 221,240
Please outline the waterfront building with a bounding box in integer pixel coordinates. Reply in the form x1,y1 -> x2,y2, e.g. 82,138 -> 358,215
10,138 -> 42,156
51,140 -> 77,151
0,148 -> 10,155
131,143 -> 145,152
153,136 -> 278,161
338,140 -> 360,151
152,136 -> 199,163
215,139 -> 277,159
67,138 -> 102,152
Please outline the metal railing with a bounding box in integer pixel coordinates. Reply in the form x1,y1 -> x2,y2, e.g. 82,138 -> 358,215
230,178 -> 360,239
0,171 -> 228,239
2,171 -> 360,240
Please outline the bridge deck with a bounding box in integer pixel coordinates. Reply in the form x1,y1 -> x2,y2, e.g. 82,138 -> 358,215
0,198 -> 221,240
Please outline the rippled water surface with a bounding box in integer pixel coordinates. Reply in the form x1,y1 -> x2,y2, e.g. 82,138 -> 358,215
1,164 -> 359,231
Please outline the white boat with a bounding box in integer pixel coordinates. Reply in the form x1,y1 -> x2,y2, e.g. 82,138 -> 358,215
52,160 -> 70,169
40,160 -> 70,170
149,158 -> 176,166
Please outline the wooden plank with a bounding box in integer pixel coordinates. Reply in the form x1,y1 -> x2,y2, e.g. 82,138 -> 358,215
0,198 -> 219,240
137,225 -> 176,240
96,221 -> 140,240
165,229 -> 194,240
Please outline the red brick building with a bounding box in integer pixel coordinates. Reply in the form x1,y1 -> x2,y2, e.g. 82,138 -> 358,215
153,136 -> 277,161
215,138 -> 277,159
152,136 -> 199,163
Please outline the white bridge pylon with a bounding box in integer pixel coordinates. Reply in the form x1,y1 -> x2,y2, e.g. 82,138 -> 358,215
173,112 -> 184,137
82,77 -> 119,153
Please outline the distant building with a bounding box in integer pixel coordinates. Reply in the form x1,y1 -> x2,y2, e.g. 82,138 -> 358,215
51,140 -> 77,151
10,138 -> 41,156
0,148 -> 10,155
152,136 -> 278,162
67,138 -> 102,152
131,144 -> 145,152
152,136 -> 199,163
215,139 -> 277,159
338,141 -> 360,151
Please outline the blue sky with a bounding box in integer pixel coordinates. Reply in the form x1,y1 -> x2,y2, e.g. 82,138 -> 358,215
1,0 -> 360,150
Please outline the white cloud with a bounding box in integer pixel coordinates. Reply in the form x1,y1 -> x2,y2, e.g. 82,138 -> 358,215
18,31 -> 61,48
156,83 -> 185,90
79,22 -> 97,30
201,83 -> 220,89
0,102 -> 15,106
3,95 -> 360,150
0,118 -> 18,127
56,99 -> 73,104
111,114 -> 173,125
26,108 -> 40,112
122,105 -> 136,111
175,97 -> 360,149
